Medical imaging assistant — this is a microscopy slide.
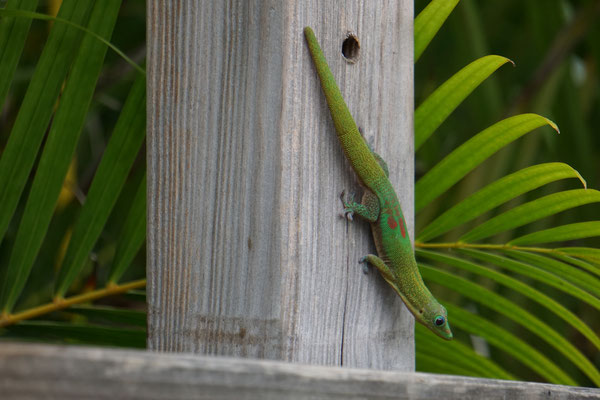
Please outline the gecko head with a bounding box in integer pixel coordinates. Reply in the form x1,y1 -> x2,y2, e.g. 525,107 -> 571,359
419,302 -> 453,341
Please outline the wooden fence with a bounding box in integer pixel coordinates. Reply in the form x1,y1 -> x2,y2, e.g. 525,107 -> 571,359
2,343 -> 599,399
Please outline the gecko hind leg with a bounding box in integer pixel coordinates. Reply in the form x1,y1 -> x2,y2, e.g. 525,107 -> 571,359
340,190 -> 379,222
360,254 -> 394,282
360,255 -> 403,298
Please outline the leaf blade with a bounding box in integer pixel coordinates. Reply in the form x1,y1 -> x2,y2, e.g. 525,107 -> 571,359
502,250 -> 600,298
552,254 -> 600,278
418,250 -> 600,351
415,55 -> 513,150
556,247 -> 600,264
417,163 -> 584,242
419,263 -> 600,386
458,249 -> 600,312
509,222 -> 600,246
0,0 -> 123,313
54,71 -> 146,298
415,114 -> 558,212
414,0 -> 461,62
0,0 -> 39,110
108,174 -> 146,284
416,351 -> 484,378
416,323 -> 515,380
0,7 -> 145,75
442,303 -> 577,385
0,0 -> 92,246
460,189 -> 600,242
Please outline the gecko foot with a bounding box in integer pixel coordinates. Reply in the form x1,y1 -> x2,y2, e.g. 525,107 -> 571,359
359,256 -> 370,274
340,190 -> 355,221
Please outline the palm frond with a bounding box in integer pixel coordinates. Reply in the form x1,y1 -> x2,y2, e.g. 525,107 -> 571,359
414,0 -> 461,62
419,263 -> 600,385
415,55 -> 513,150
0,0 -> 38,110
0,1 -> 91,250
54,71 -> 145,299
1,0 -> 122,314
0,1 -> 146,342
108,174 -> 146,285
509,222 -> 600,246
413,0 -> 599,386
417,163 -> 585,242
415,114 -> 558,212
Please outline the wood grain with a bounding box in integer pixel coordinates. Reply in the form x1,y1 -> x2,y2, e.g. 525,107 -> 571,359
2,343 -> 598,400
147,1 -> 414,369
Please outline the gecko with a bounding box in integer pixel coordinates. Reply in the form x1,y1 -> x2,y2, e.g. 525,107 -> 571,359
304,26 -> 452,340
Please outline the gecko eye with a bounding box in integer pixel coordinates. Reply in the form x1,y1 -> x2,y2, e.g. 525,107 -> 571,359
434,316 -> 445,327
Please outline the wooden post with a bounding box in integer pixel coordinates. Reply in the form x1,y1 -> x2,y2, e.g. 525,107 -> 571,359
147,1 -> 414,369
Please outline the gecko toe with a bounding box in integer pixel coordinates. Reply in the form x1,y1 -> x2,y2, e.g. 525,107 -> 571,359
359,256 -> 370,274
344,210 -> 354,221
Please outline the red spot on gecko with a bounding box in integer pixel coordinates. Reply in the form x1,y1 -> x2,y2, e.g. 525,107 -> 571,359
387,215 -> 398,230
399,217 -> 406,238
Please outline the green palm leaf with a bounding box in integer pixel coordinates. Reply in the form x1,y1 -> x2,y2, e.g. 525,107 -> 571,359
415,55 -> 513,150
413,0 -> 598,387
415,114 -> 558,212
416,352 -> 481,378
0,0 -> 122,314
417,163 -> 585,242
551,254 -> 600,278
439,303 -> 577,385
414,0 -> 461,62
108,174 -> 146,284
0,0 -> 38,110
501,250 -> 600,297
54,71 -> 146,299
418,250 -> 600,351
0,1 -> 146,338
416,323 -> 514,379
0,7 -> 144,74
509,222 -> 600,246
555,248 -> 600,265
0,0 -> 91,246
419,263 -> 600,386
459,249 -> 600,311
460,189 -> 600,242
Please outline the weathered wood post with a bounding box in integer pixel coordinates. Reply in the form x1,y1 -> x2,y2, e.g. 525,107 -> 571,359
147,1 -> 414,370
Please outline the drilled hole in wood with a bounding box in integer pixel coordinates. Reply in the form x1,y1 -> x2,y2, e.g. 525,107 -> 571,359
342,32 -> 360,63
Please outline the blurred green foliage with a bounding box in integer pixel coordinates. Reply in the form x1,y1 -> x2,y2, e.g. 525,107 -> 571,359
0,0 -> 146,339
414,0 -> 600,386
415,0 -> 600,222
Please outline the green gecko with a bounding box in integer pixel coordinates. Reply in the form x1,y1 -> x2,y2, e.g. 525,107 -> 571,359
304,26 -> 452,340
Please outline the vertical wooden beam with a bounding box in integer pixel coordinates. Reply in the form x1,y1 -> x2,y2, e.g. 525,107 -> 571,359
147,1 -> 413,370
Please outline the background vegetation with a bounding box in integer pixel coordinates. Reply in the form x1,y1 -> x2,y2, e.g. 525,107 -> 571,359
413,0 -> 600,387
0,0 -> 598,387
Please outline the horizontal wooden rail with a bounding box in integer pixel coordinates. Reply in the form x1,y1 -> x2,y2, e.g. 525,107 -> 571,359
1,342 -> 598,399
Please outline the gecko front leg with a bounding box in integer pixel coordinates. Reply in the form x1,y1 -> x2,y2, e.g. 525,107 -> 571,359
340,190 -> 379,222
